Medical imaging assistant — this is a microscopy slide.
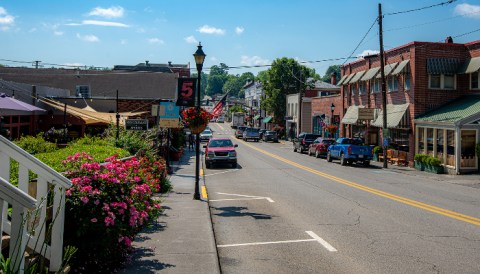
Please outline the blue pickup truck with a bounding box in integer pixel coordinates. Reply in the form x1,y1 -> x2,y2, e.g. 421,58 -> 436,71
326,138 -> 373,167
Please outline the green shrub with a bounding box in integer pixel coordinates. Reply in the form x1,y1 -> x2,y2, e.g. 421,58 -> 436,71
14,134 -> 57,154
428,157 -> 442,167
373,146 -> 382,154
414,154 -> 427,163
170,128 -> 186,150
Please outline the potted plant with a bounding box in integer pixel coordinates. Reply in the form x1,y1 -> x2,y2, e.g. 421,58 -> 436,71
414,154 -> 427,171
425,156 -> 443,174
373,146 -> 382,162
325,125 -> 337,138
181,107 -> 213,134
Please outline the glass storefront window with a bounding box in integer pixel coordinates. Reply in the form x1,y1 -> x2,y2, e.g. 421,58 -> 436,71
436,129 -> 444,163
461,130 -> 476,168
427,128 -> 434,156
418,127 -> 424,152
446,130 -> 455,166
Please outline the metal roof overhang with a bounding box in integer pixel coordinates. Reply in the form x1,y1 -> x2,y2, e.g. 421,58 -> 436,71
371,103 -> 409,128
376,62 -> 398,78
342,73 -> 356,85
360,67 -> 380,81
391,60 -> 410,75
337,75 -> 348,85
427,58 -> 463,74
460,57 -> 480,74
341,105 -> 364,124
348,71 -> 366,84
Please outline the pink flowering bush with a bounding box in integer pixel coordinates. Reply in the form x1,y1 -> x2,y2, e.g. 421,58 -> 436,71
62,152 -> 163,273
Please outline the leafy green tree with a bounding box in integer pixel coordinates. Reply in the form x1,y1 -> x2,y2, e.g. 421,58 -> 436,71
262,58 -> 312,124
205,63 -> 229,96
191,71 -> 208,99
320,65 -> 341,83
256,70 -> 268,83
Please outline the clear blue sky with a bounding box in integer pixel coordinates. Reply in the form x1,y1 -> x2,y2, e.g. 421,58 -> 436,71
0,0 -> 478,77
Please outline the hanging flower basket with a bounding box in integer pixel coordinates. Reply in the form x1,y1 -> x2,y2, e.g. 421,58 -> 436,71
181,107 -> 212,134
325,125 -> 338,135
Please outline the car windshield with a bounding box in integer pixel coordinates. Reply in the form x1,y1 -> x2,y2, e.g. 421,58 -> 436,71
266,131 -> 276,135
202,130 -> 212,134
246,128 -> 259,132
322,139 -> 334,144
305,134 -> 321,140
208,140 -> 233,147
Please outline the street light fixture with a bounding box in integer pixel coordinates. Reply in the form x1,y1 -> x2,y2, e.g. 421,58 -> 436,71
330,103 -> 335,138
193,42 -> 206,200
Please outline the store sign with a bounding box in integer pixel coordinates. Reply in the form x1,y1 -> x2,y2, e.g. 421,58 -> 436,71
125,119 -> 148,131
176,78 -> 196,107
358,108 -> 375,120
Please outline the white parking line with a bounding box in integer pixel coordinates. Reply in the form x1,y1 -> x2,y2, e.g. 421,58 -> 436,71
213,192 -> 275,202
218,231 -> 337,252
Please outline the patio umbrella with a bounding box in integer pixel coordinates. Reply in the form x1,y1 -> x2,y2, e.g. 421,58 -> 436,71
0,93 -> 46,115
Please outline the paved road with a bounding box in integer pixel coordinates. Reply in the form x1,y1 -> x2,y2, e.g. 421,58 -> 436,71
205,123 -> 480,274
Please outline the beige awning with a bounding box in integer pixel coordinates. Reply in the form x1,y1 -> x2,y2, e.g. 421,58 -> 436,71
343,73 -> 357,85
337,75 -> 348,85
460,57 -> 480,74
41,98 -> 147,126
341,105 -> 365,125
376,62 -> 398,78
360,67 -> 380,81
371,103 -> 409,128
391,60 -> 410,75
348,71 -> 366,84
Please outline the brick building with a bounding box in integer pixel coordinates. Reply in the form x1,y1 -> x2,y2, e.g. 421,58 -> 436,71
337,38 -> 480,173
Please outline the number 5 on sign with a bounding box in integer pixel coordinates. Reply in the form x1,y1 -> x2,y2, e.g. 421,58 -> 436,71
176,78 -> 197,107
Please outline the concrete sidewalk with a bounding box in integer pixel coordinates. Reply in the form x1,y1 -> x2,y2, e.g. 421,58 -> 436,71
119,149 -> 220,274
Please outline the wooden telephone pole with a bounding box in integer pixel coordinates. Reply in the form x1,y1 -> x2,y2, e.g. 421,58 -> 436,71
378,3 -> 388,169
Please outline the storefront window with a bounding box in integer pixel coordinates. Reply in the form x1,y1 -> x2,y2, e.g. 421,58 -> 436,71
418,127 -> 424,152
427,128 -> 434,156
436,129 -> 444,163
389,129 -> 409,152
461,130 -> 476,168
446,130 -> 455,166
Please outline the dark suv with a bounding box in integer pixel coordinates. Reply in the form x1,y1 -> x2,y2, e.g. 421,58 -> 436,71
293,133 -> 322,153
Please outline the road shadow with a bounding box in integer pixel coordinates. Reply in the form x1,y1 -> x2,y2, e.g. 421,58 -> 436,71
211,206 -> 272,220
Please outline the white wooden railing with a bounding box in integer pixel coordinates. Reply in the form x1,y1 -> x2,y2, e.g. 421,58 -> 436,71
0,135 -> 72,273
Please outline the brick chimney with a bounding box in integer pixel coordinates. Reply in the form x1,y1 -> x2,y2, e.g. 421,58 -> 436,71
331,73 -> 337,85
445,36 -> 453,43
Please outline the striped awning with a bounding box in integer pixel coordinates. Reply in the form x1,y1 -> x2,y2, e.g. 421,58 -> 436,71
360,67 -> 380,81
348,71 -> 366,84
371,103 -> 409,128
427,58 -> 463,74
341,105 -> 365,125
337,75 -> 348,85
376,62 -> 398,78
391,60 -> 410,75
459,57 -> 480,74
343,73 -> 357,85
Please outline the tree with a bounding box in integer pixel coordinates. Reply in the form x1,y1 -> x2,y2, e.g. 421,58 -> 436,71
191,71 -> 208,99
205,63 -> 229,96
320,65 -> 341,83
262,58 -> 312,124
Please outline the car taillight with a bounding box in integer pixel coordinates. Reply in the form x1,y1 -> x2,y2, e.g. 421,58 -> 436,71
301,140 -> 305,145
348,146 -> 352,154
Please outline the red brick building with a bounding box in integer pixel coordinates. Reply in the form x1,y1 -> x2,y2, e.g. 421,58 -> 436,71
337,38 -> 480,173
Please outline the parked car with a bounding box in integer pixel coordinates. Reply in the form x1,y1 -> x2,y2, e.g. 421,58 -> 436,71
293,133 -> 322,153
308,137 -> 335,158
242,127 -> 260,142
199,129 -> 213,142
235,126 -> 247,138
263,130 -> 279,142
203,138 -> 238,168
326,137 -> 373,166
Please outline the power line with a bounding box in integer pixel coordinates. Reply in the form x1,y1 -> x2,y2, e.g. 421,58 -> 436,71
384,0 -> 457,16
342,18 -> 379,65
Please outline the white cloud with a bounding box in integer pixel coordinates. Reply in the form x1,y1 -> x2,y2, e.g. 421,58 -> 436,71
197,25 -> 225,35
148,38 -> 165,45
29,28 -> 37,33
210,57 -> 219,63
0,7 -> 14,30
235,26 -> 244,35
240,55 -> 270,66
184,35 -> 198,44
64,63 -> 84,67
82,20 -> 129,27
88,6 -> 124,18
77,33 -> 99,42
54,31 -> 64,36
454,3 -> 480,19
358,50 -> 379,58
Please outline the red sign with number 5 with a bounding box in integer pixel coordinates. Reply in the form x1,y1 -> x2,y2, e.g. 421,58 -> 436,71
176,78 -> 196,107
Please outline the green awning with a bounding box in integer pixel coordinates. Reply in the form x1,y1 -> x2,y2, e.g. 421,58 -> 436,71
371,103 -> 409,128
360,67 -> 380,81
391,60 -> 410,75
262,116 -> 273,123
427,58 -> 463,74
415,95 -> 480,126
253,115 -> 261,120
460,57 -> 480,74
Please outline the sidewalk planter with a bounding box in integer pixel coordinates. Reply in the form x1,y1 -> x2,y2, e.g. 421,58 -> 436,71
372,146 -> 382,162
414,160 -> 425,171
425,164 -> 443,174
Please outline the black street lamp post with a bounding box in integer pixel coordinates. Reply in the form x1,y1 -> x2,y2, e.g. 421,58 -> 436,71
330,103 -> 335,138
193,43 -> 206,200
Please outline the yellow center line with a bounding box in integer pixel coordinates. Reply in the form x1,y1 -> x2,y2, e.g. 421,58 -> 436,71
242,141 -> 480,227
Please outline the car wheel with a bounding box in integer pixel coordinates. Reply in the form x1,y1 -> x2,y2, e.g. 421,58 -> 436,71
205,162 -> 211,169
293,146 -> 297,152
340,154 -> 347,166
308,149 -> 312,156
315,150 -> 320,158
327,152 -> 333,162
231,162 -> 237,168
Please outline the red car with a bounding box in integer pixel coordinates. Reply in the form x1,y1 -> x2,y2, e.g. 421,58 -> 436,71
307,137 -> 335,158
203,138 -> 238,168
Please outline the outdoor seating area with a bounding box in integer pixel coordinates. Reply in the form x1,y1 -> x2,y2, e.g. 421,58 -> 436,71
378,149 -> 408,166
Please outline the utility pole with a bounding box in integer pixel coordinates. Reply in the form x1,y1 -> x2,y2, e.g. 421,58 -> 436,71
33,61 -> 41,69
297,68 -> 303,135
378,3 -> 388,169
